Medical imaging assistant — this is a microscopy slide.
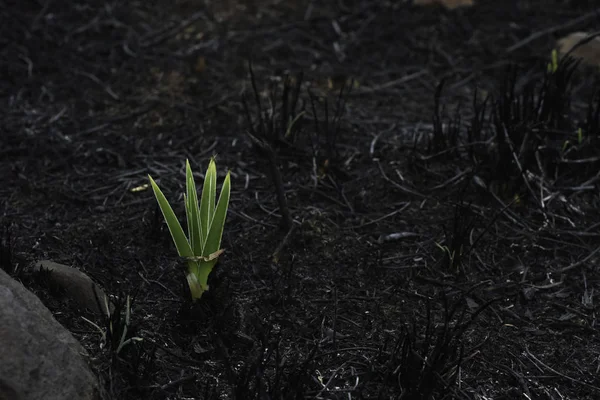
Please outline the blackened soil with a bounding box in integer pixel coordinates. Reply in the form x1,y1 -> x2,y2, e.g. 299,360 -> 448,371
2,1 -> 600,399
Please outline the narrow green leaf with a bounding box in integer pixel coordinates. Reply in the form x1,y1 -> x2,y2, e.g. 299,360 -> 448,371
196,260 -> 217,295
203,170 -> 231,256
184,193 -> 193,250
186,264 -> 204,300
186,160 -> 203,255
185,165 -> 194,247
199,159 -> 217,246
148,175 -> 193,258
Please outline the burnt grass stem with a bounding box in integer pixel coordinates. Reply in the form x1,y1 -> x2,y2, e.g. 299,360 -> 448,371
242,61 -> 294,232
92,291 -> 143,363
307,77 -> 353,178
379,290 -> 496,400
491,57 -> 581,193
244,129 -> 293,232
231,331 -> 315,400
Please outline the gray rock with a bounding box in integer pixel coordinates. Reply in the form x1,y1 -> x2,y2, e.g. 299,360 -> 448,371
33,260 -> 112,316
0,268 -> 102,400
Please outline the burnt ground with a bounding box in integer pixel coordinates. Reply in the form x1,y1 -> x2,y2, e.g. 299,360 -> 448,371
2,0 -> 600,399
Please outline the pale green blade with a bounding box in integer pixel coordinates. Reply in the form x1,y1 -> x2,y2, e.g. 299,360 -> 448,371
185,160 -> 203,256
185,261 -> 204,300
148,175 -> 193,258
184,193 -> 191,244
199,159 -> 217,248
203,171 -> 231,256
195,259 -> 217,295
185,162 -> 193,244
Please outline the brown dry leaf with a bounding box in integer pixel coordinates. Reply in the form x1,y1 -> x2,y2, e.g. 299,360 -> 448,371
557,32 -> 600,67
195,56 -> 206,73
413,0 -> 474,9
326,74 -> 354,92
166,70 -> 184,88
150,69 -> 187,97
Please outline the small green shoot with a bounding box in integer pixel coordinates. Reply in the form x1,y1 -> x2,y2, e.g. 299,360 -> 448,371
547,49 -> 558,74
435,241 -> 462,272
284,111 -> 306,139
148,158 -> 231,301
564,128 -> 584,153
82,295 -> 142,355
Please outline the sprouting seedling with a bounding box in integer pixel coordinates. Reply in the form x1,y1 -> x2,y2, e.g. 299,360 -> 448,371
547,49 -> 558,74
148,158 -> 231,301
284,111 -> 306,139
82,295 -> 142,355
563,128 -> 584,153
435,241 -> 462,272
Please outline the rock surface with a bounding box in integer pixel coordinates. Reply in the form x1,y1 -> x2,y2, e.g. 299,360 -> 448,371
557,32 -> 600,68
33,260 -> 112,316
0,268 -> 102,400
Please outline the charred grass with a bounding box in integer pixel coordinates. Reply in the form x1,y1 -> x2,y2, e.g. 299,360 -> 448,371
2,1 -> 600,399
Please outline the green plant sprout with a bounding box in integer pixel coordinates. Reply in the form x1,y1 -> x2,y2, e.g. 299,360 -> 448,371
435,241 -> 463,272
149,158 -> 231,301
563,128 -> 584,153
284,110 -> 306,138
82,295 -> 142,355
547,49 -> 558,74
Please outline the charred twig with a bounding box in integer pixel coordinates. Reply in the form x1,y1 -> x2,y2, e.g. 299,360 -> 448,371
506,10 -> 600,53
140,11 -> 206,48
524,345 -> 600,392
271,223 -> 298,264
375,160 -> 427,198
554,245 -> 600,273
